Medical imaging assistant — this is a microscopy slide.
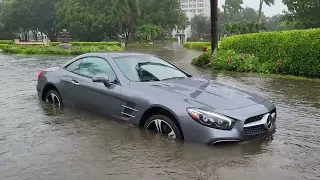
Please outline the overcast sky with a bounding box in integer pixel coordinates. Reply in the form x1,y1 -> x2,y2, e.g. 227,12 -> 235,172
218,0 -> 287,17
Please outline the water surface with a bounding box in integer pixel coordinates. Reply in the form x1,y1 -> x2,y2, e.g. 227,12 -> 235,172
0,45 -> 319,180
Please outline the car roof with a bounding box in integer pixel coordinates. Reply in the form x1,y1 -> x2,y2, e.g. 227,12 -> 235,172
81,52 -> 154,59
62,52 -> 157,68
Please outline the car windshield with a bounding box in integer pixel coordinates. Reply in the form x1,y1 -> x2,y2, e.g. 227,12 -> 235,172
114,55 -> 188,82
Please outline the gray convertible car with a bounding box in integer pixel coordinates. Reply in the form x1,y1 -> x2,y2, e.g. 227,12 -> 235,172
37,52 -> 277,145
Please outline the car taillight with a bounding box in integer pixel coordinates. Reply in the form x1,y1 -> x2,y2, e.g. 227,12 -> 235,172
38,71 -> 43,81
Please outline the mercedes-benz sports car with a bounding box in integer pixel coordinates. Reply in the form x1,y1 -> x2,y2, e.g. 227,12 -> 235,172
37,52 -> 277,145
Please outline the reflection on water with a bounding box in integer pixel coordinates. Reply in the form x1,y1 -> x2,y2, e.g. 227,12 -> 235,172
0,45 -> 319,180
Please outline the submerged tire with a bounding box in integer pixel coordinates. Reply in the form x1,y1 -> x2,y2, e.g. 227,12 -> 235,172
45,90 -> 63,107
144,114 -> 183,140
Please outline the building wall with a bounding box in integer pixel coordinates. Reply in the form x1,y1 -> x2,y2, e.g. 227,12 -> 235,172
179,0 -> 210,38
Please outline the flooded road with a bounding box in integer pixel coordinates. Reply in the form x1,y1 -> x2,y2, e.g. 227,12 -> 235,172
0,44 -> 319,180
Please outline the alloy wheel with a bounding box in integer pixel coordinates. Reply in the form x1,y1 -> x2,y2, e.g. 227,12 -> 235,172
45,92 -> 61,107
146,119 -> 177,139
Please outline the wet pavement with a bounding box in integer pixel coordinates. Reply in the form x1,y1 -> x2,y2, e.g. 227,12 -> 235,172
0,44 -> 319,180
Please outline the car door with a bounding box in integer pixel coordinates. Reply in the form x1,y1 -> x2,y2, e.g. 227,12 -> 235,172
59,58 -> 84,108
60,56 -> 122,119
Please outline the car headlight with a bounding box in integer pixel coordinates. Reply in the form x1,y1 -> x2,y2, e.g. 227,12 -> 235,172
186,108 -> 235,130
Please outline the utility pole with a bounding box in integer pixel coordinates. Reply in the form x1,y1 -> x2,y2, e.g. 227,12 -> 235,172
210,0 -> 219,55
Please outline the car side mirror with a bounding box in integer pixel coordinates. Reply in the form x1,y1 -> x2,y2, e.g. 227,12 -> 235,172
92,74 -> 110,87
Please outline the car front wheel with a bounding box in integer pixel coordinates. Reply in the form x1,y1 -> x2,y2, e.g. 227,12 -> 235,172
144,115 -> 183,140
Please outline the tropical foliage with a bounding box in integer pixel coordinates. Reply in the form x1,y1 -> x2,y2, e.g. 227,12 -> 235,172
0,0 -> 187,42
282,0 -> 320,29
0,45 -> 122,55
192,28 -> 320,77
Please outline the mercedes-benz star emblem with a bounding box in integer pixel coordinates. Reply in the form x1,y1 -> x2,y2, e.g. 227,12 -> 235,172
265,115 -> 273,130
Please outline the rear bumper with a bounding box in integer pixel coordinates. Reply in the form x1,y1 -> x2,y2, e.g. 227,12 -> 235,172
36,82 -> 43,100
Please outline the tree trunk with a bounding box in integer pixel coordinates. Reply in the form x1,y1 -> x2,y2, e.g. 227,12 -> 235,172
125,30 -> 129,46
46,30 -> 57,42
258,0 -> 263,24
210,0 -> 219,55
32,30 -> 38,41
223,7 -> 227,23
23,28 -> 28,42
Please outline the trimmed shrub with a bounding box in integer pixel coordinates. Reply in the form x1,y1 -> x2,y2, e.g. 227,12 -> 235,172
213,50 -> 260,72
49,41 -> 120,46
219,28 -> 320,77
183,42 -> 211,50
0,45 -> 122,55
70,42 -> 120,46
49,42 -> 60,46
192,52 -> 211,67
164,37 -> 177,41
0,40 -> 13,45
0,44 -> 9,49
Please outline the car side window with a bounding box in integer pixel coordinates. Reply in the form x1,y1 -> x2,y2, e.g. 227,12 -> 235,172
66,59 -> 82,73
77,57 -> 117,83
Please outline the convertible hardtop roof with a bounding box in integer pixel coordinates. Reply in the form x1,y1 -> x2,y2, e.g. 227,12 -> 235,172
62,52 -> 158,68
79,52 -> 153,59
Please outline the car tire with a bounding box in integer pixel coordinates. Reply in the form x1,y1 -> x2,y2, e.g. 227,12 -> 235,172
45,90 -> 63,107
144,114 -> 183,140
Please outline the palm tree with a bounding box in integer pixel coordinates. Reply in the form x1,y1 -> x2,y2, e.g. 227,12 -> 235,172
210,0 -> 219,55
224,0 -> 243,21
258,0 -> 275,24
112,0 -> 140,46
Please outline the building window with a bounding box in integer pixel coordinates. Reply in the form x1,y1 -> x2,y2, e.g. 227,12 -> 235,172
181,5 -> 188,8
189,4 -> 196,8
198,3 -> 203,7
198,0 -> 203,2
197,9 -> 203,13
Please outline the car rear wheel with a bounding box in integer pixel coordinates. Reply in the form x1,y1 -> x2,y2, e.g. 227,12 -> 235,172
45,90 -> 62,107
144,115 -> 183,140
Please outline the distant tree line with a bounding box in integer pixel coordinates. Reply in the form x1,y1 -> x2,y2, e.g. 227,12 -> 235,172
191,0 -> 320,41
0,0 -> 188,42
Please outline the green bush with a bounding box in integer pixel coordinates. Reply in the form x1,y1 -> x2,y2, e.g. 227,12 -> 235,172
213,50 -> 260,72
164,37 -> 177,42
49,42 -> 60,46
183,42 -> 211,50
0,44 -> 9,49
219,28 -> 320,77
192,52 -> 212,67
0,40 -> 13,45
70,42 -> 120,46
0,45 -> 122,55
49,41 -> 120,46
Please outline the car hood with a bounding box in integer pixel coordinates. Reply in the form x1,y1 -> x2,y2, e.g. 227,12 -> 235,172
145,77 -> 266,110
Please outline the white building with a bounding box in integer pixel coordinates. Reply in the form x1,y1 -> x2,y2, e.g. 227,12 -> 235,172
174,0 -> 210,42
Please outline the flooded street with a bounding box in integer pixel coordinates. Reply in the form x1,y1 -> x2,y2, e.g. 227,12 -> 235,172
0,44 -> 319,180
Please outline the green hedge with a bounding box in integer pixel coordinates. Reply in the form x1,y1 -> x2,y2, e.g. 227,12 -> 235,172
0,44 -> 9,49
0,40 -> 14,45
219,28 -> 320,77
0,45 -> 122,55
164,37 -> 177,41
183,42 -> 211,50
49,41 -> 120,46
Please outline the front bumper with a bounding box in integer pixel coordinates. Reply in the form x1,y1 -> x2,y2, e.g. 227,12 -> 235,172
179,102 -> 277,145
182,116 -> 276,145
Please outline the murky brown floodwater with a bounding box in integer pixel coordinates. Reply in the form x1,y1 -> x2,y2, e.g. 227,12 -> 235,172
0,44 -> 319,180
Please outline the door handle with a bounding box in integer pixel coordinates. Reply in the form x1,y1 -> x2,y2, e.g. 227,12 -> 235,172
71,80 -> 80,86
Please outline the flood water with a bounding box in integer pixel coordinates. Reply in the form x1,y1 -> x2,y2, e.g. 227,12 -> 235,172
0,44 -> 319,180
